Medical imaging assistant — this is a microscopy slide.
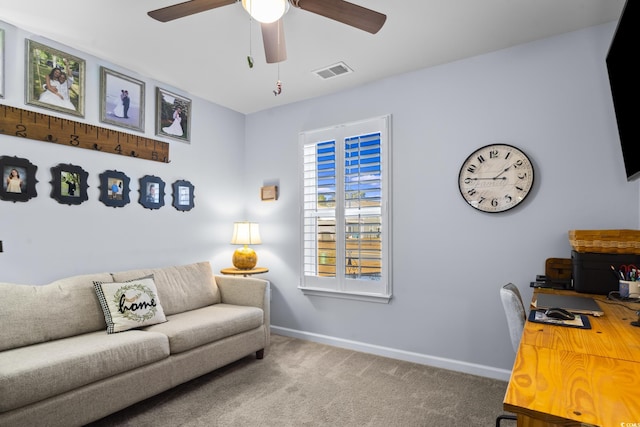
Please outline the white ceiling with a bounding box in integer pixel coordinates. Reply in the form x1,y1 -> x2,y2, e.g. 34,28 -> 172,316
0,0 -> 625,115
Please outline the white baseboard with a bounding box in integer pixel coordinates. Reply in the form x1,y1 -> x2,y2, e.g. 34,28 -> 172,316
270,325 -> 512,382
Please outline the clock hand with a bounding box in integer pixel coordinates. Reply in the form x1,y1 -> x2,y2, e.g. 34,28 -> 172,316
492,165 -> 512,179
467,177 -> 507,181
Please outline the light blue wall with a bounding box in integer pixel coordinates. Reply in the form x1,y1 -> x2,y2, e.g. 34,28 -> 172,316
244,22 -> 639,378
0,23 -> 247,284
1,20 -> 637,380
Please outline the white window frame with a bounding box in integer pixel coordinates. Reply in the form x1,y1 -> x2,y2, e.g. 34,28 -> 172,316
299,115 -> 392,303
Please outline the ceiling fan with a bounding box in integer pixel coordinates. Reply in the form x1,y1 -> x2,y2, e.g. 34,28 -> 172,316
148,0 -> 386,64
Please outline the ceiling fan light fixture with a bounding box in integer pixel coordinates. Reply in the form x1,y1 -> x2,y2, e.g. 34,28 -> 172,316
242,0 -> 287,24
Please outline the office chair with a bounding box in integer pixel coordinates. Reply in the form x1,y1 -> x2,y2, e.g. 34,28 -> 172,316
496,283 -> 527,426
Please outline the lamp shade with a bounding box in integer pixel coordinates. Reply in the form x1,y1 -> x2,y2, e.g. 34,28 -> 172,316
231,222 -> 262,245
241,0 -> 286,23
231,222 -> 261,269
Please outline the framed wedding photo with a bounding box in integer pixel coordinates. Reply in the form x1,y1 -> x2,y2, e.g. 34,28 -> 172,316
172,180 -> 195,212
156,87 -> 191,143
99,170 -> 130,208
25,39 -> 85,117
139,175 -> 165,210
100,67 -> 145,132
0,28 -> 5,98
50,163 -> 89,205
0,155 -> 38,203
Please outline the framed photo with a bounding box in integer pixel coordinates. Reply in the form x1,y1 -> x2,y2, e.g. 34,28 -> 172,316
50,163 -> 89,205
0,155 -> 38,203
172,180 -> 195,212
99,170 -> 130,208
156,87 -> 191,143
100,67 -> 145,132
139,175 -> 165,210
25,39 -> 85,117
0,28 -> 5,98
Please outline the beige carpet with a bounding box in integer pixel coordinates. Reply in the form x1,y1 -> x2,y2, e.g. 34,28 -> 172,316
87,334 -> 511,426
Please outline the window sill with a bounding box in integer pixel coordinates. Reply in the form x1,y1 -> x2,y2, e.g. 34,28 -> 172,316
298,286 -> 391,304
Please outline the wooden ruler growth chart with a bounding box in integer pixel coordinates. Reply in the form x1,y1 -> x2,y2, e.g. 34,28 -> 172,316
0,105 -> 170,163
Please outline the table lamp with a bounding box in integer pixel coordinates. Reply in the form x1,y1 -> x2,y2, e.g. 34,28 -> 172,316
231,222 -> 261,270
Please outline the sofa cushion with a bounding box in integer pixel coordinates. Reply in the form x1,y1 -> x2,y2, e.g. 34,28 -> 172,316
0,330 -> 170,413
111,261 -> 220,315
143,303 -> 264,354
0,272 -> 112,352
94,276 -> 167,333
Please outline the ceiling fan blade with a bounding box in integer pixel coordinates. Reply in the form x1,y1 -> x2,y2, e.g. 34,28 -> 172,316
261,20 -> 287,64
294,0 -> 386,34
148,0 -> 236,22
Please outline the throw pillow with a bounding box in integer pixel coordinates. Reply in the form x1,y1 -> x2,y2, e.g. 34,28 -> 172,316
94,276 -> 167,333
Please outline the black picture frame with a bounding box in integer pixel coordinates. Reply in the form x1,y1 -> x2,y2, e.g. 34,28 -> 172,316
99,170 -> 130,208
172,180 -> 195,212
50,163 -> 89,205
139,175 -> 165,210
0,155 -> 38,203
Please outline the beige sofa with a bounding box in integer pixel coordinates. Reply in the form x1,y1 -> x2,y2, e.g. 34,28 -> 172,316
0,261 -> 270,427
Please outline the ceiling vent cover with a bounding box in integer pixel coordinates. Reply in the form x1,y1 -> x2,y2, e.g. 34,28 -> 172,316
313,62 -> 353,80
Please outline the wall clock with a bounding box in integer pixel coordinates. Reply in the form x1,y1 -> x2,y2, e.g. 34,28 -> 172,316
458,143 -> 534,213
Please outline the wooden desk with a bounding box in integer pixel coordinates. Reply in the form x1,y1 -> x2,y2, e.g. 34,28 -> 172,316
503,289 -> 640,426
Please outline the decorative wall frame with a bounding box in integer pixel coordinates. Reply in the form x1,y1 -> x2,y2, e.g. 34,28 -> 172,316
100,67 -> 145,132
99,170 -> 130,208
172,180 -> 194,212
261,185 -> 278,201
0,28 -> 5,98
25,39 -> 85,117
156,87 -> 191,143
50,163 -> 89,205
0,155 -> 38,203
139,175 -> 165,210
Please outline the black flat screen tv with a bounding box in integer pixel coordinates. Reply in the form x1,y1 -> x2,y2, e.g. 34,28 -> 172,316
606,0 -> 638,181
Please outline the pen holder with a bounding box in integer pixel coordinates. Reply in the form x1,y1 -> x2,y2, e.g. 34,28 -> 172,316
619,280 -> 636,298
630,281 -> 640,298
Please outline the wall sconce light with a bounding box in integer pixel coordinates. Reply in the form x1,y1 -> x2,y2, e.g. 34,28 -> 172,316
231,222 -> 262,269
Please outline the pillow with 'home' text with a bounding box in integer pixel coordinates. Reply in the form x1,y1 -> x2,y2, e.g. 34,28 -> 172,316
94,276 -> 167,333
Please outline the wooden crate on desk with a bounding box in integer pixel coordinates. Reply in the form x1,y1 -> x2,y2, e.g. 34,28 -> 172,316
569,229 -> 640,254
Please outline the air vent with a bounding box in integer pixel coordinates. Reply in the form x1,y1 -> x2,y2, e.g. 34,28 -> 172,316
313,62 -> 353,80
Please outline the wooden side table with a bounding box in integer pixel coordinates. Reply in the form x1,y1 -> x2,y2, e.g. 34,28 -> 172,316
220,267 -> 269,277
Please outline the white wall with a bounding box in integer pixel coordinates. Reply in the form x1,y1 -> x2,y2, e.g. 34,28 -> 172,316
244,22 -> 639,379
0,23 -> 247,284
1,20 -> 637,381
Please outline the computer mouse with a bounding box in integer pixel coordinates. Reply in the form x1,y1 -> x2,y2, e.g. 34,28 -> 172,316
544,307 -> 576,320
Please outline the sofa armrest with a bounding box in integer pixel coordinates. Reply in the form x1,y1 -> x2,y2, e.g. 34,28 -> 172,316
215,275 -> 270,351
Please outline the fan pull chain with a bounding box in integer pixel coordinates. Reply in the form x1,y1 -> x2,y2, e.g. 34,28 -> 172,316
273,63 -> 282,96
247,16 -> 254,68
